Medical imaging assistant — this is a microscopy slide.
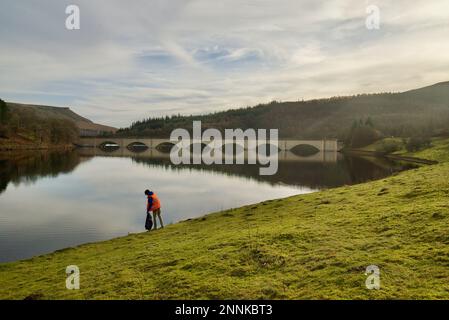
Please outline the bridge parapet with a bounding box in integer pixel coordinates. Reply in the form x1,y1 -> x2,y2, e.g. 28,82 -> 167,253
76,137 -> 339,152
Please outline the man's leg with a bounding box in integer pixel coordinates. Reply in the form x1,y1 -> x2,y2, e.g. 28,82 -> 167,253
157,209 -> 164,228
152,211 -> 158,229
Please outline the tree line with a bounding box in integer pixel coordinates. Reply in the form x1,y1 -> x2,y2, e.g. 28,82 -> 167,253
116,83 -> 449,145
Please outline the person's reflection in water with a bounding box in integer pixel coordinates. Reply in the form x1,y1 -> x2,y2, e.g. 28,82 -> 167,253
145,189 -> 164,230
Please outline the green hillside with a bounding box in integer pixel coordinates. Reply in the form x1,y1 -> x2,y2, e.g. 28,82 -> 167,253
117,82 -> 449,140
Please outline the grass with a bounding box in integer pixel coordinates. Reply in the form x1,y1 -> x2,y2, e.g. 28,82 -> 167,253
0,132 -> 73,151
1,141 -> 449,299
358,137 -> 405,152
359,137 -> 449,163
398,137 -> 449,163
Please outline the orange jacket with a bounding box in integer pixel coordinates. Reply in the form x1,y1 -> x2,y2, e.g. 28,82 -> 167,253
147,191 -> 161,211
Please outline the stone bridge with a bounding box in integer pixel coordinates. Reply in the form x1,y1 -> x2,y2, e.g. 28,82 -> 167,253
76,137 -> 340,152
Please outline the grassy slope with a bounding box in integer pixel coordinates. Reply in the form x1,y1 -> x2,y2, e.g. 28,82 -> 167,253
357,137 -> 405,152
360,137 -> 449,163
1,145 -> 449,299
399,138 -> 449,163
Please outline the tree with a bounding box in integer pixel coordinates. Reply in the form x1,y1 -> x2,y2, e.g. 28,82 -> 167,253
349,126 -> 382,148
365,117 -> 374,127
0,99 -> 9,124
0,99 -> 10,137
405,137 -> 431,152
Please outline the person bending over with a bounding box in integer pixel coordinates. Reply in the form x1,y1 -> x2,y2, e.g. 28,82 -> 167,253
145,189 -> 164,230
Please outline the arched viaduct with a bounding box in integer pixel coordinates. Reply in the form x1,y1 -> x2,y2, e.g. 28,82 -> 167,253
76,137 -> 340,152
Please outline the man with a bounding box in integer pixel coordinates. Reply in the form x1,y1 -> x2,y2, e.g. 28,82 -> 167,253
145,189 -> 164,230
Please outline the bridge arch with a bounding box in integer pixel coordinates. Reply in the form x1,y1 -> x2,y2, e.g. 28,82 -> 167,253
127,141 -> 149,152
155,142 -> 176,153
290,144 -> 320,157
158,142 -> 209,154
221,142 -> 246,155
98,141 -> 120,150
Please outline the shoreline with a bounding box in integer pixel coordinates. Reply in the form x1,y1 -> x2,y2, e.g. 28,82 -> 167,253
343,148 -> 439,165
0,144 -> 75,152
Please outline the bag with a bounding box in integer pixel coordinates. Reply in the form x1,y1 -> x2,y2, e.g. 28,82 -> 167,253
145,212 -> 153,230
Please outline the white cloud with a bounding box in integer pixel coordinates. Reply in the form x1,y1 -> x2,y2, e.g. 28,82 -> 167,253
1,0 -> 449,127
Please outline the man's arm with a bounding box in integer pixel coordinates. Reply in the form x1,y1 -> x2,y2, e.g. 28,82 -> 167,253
147,196 -> 153,213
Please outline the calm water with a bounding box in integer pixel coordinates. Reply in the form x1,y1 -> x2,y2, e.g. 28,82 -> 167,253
0,148 -> 416,262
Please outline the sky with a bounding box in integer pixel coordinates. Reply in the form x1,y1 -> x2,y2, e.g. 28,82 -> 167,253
1,0 -> 449,128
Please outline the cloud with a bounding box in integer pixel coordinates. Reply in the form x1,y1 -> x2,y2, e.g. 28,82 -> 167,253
1,0 -> 449,127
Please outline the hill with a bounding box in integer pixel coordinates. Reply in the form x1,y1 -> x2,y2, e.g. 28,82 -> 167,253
7,103 -> 93,123
0,100 -> 117,149
6,103 -> 117,137
117,82 -> 449,140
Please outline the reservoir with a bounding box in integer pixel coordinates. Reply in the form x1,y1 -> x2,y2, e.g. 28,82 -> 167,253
0,148 -> 416,262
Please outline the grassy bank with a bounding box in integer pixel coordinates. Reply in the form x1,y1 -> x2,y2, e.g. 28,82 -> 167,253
0,143 -> 448,299
0,132 -> 75,151
357,137 -> 449,163
0,141 -> 75,151
399,137 -> 449,163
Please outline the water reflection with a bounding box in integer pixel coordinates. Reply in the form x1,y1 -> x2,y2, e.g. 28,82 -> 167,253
79,148 -> 416,188
0,148 -> 416,262
0,150 -> 84,194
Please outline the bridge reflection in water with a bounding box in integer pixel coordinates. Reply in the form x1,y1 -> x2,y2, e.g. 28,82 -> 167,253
73,147 -> 418,190
0,148 -> 417,199
77,146 -> 340,163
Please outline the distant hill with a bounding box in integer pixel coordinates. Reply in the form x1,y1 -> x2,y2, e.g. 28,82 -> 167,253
7,103 -> 117,136
0,101 -> 117,149
7,103 -> 92,122
117,82 -> 449,140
